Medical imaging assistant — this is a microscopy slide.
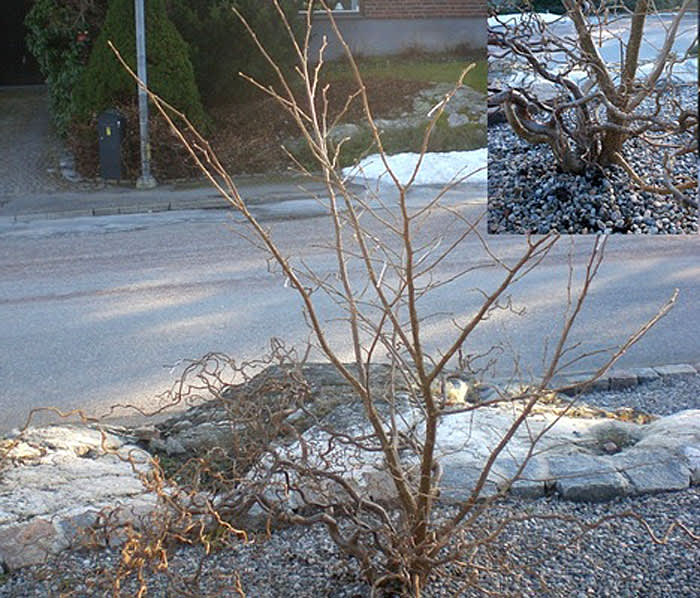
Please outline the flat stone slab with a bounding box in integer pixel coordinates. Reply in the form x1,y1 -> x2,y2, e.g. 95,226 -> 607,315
547,454 -> 630,501
612,449 -> 691,494
437,460 -> 500,503
653,364 -> 698,379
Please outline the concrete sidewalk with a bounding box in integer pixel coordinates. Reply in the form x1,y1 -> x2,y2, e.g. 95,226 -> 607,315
0,175 -> 488,223
0,175 -> 345,222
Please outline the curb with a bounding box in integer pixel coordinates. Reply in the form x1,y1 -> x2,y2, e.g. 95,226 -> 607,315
475,362 -> 699,400
6,197 -> 232,223
558,362 -> 699,396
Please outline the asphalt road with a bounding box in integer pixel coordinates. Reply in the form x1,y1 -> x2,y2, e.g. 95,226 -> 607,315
547,11 -> 698,64
0,198 -> 698,433
490,12 -> 698,83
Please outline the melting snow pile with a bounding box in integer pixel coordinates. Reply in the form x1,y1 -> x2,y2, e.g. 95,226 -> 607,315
342,149 -> 487,187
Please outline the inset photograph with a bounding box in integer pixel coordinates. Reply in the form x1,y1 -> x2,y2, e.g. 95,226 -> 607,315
487,1 -> 698,234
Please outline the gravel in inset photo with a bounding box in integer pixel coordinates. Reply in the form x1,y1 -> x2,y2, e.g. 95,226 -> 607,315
487,86 -> 699,235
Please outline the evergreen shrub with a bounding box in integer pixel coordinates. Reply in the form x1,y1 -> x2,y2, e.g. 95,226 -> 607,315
73,0 -> 206,128
25,0 -> 106,136
168,0 -> 302,106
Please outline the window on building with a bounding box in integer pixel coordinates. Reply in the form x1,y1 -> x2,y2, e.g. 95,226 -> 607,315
313,1 -> 360,12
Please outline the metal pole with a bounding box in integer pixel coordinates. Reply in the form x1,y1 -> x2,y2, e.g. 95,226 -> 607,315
135,0 -> 156,189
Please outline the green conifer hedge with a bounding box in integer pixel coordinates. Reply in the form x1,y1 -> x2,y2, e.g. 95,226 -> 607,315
169,0 -> 302,106
73,0 -> 206,128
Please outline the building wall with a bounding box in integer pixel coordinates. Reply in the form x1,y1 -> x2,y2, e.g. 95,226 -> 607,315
311,1 -> 487,60
311,16 -> 486,60
362,0 -> 486,19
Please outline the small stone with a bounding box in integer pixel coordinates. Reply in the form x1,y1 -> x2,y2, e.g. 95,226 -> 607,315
447,112 -> 471,128
602,441 -> 619,454
683,445 -> 700,484
164,437 -> 187,455
132,425 -> 160,442
328,123 -> 361,143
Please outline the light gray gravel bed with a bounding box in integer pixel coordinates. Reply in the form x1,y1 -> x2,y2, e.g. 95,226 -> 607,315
580,373 -> 700,416
1,377 -> 698,597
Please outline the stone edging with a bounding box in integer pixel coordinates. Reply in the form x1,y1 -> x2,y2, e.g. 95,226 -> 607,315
557,362 -> 699,394
0,362 -> 697,571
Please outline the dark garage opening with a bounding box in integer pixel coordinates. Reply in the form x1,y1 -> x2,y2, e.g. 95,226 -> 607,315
1,0 -> 44,85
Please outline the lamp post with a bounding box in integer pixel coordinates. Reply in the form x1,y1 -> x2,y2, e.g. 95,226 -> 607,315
135,0 -> 157,189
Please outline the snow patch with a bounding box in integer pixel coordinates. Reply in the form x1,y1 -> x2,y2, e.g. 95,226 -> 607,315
488,12 -> 567,28
637,57 -> 698,84
342,150 -> 487,187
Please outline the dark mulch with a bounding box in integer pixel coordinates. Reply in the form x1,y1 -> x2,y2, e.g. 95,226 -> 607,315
70,78 -> 429,180
208,78 -> 429,175
69,100 -> 203,181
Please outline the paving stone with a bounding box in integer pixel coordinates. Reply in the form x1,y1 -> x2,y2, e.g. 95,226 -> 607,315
631,367 -> 660,384
547,454 -> 630,501
559,374 -> 610,396
491,456 -> 550,498
608,369 -> 638,390
653,364 -> 698,379
612,449 -> 691,494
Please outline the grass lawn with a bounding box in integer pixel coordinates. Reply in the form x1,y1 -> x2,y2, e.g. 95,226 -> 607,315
324,51 -> 488,93
207,50 -> 488,175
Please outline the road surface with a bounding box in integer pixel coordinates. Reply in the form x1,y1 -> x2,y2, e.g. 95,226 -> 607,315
0,195 -> 698,432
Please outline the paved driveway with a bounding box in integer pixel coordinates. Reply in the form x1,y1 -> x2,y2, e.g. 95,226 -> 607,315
0,86 -> 68,198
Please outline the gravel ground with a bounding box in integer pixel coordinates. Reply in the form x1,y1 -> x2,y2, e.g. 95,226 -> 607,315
1,376 -> 698,598
580,374 -> 700,416
487,86 -> 699,235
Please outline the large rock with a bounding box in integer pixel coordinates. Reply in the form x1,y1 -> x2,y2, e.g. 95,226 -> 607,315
0,425 -> 155,570
2,366 -> 698,570
155,365 -> 699,516
251,394 -> 699,513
